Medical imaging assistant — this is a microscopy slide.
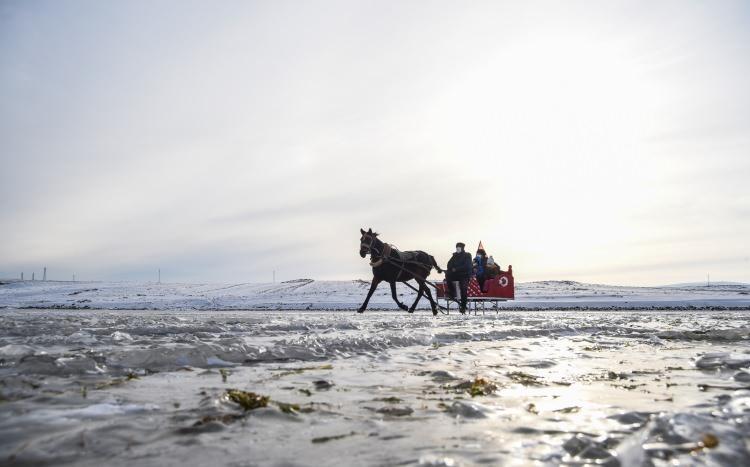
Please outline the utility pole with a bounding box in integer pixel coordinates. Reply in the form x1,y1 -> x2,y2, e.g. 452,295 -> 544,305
32,272 -> 35,281
43,267 -> 47,281
158,268 -> 161,284
21,272 -> 24,281
73,273 -> 76,282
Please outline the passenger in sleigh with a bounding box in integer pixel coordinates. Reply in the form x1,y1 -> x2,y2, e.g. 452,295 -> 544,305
485,256 -> 501,279
473,248 -> 488,292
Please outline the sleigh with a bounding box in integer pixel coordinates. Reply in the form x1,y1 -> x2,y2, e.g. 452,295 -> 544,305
434,265 -> 515,312
358,228 -> 515,315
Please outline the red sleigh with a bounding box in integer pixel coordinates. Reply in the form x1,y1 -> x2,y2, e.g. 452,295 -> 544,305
434,265 -> 515,310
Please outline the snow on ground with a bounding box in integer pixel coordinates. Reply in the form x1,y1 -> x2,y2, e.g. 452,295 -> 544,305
1,279 -> 749,310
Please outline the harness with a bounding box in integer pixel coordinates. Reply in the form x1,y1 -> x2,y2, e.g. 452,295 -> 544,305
369,243 -> 391,268
360,234 -> 449,314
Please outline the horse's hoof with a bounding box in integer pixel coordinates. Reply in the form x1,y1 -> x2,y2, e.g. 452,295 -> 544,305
357,308 -> 365,314
408,308 -> 415,314
399,304 -> 409,311
432,310 -> 438,316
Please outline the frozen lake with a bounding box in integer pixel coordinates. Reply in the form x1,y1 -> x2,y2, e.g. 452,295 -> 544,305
1,309 -> 749,466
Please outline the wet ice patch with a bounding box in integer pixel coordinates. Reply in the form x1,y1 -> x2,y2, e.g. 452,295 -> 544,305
13,354 -> 104,376
723,390 -> 750,421
445,401 -> 494,419
205,356 -> 237,367
0,344 -> 36,359
430,370 -> 458,381
562,434 -> 617,464
648,334 -> 666,345
110,331 -> 133,342
695,352 -> 750,370
55,355 -> 106,374
23,402 -> 160,425
418,455 -> 458,466
65,331 -> 97,345
619,412 -> 750,464
608,411 -> 652,427
520,359 -> 557,368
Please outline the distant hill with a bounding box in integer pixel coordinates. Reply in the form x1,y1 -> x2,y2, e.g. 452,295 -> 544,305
661,281 -> 750,288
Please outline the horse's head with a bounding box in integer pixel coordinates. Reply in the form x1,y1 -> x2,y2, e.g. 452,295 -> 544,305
359,228 -> 379,258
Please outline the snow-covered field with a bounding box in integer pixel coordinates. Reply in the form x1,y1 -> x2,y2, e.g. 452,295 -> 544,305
1,279 -> 749,310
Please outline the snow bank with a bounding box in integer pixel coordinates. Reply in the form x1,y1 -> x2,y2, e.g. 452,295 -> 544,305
0,278 -> 748,310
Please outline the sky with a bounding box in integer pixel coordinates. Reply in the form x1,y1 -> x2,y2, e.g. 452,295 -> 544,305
1,0 -> 749,286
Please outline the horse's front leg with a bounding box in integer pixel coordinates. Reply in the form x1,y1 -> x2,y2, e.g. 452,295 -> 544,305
408,282 -> 424,313
358,277 -> 381,313
390,281 -> 409,311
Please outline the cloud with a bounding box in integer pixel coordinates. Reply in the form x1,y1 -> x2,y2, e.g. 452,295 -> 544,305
2,1 -> 749,285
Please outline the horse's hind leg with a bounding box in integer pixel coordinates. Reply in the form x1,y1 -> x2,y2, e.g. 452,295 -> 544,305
390,281 -> 409,311
418,280 -> 439,316
358,277 -> 381,313
409,283 -> 424,313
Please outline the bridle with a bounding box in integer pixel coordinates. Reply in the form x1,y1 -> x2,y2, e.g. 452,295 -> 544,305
360,233 -> 382,256
359,233 -> 390,267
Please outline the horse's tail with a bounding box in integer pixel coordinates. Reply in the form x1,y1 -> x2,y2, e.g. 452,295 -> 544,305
430,255 -> 443,274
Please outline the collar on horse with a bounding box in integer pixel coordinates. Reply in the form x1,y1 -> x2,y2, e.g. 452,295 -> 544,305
369,243 -> 391,267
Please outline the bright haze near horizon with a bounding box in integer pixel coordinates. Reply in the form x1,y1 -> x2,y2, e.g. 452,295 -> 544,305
1,1 -> 749,286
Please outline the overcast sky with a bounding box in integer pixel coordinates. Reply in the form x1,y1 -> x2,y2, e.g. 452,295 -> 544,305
1,1 -> 749,285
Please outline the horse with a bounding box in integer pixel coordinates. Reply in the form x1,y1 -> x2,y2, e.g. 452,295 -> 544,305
358,228 -> 443,315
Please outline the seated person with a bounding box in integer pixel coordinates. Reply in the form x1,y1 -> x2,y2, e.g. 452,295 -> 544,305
485,256 -> 501,282
474,248 -> 488,292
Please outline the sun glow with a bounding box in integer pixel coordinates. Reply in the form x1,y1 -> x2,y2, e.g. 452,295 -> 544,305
410,32 -> 667,279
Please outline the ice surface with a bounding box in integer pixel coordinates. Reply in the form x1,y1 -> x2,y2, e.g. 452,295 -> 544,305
1,308 -> 749,466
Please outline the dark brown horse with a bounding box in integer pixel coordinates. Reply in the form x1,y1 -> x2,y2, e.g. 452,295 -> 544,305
358,228 -> 442,315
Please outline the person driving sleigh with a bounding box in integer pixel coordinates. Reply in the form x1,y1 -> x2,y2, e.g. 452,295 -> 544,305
445,242 -> 473,314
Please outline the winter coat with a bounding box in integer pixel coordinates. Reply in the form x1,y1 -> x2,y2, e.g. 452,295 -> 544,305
447,252 -> 473,280
485,263 -> 501,278
474,255 -> 487,277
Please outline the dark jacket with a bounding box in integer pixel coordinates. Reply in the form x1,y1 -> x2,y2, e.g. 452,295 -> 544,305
447,252 -> 473,280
